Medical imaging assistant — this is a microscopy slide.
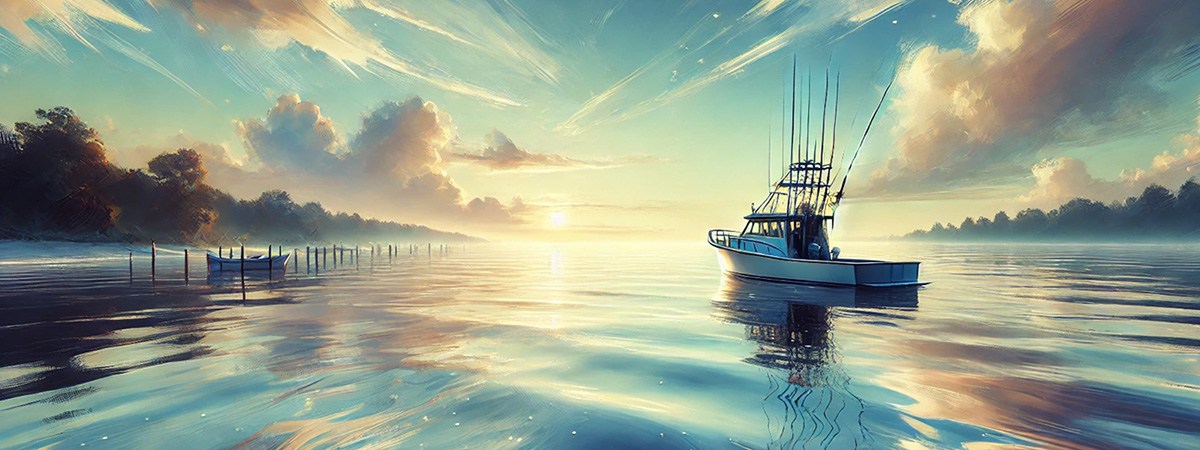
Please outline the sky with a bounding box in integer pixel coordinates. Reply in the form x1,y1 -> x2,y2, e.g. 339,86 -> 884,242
1,0 -> 1199,241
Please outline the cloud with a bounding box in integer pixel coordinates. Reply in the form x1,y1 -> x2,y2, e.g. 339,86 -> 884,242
0,0 -> 211,103
115,132 -> 252,192
235,94 -> 343,172
1023,118 -> 1200,206
451,130 -> 576,170
0,0 -> 148,53
153,0 -> 523,106
556,0 -> 908,135
869,0 -> 1200,196
448,130 -> 663,172
225,94 -> 523,227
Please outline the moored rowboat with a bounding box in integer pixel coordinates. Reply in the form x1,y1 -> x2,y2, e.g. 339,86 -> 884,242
207,252 -> 290,272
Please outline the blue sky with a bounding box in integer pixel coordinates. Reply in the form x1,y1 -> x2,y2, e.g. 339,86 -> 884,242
2,0 -> 1198,240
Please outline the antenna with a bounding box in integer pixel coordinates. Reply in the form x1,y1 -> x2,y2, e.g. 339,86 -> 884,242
835,78 -> 895,206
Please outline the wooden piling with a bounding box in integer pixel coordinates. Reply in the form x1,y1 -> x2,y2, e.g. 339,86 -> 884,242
151,240 -> 156,280
240,244 -> 246,301
268,244 -> 274,272
184,249 -> 189,284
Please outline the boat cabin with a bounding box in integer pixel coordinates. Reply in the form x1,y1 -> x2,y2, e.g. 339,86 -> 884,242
731,211 -> 833,261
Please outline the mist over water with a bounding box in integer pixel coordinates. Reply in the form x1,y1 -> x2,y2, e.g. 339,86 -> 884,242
0,241 -> 1198,449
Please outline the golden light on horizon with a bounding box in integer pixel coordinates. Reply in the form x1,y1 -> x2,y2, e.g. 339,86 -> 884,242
550,211 -> 566,227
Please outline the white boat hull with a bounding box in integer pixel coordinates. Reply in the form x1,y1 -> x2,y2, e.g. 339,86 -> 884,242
207,253 -> 290,272
710,242 -> 923,287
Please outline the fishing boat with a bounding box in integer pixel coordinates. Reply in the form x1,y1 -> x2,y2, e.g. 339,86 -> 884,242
708,63 -> 925,287
206,251 -> 290,272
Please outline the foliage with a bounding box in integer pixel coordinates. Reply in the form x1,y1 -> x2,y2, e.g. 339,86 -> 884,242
0,107 -> 475,244
906,181 -> 1200,241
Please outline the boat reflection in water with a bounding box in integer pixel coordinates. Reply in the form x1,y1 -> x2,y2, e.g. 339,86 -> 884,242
712,275 -> 918,449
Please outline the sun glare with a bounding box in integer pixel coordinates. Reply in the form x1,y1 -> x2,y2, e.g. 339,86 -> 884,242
550,212 -> 566,227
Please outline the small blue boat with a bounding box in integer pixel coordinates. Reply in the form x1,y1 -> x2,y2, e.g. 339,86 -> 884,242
206,252 -> 290,272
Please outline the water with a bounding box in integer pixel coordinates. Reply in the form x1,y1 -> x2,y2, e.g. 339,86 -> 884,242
1,241 -> 1198,449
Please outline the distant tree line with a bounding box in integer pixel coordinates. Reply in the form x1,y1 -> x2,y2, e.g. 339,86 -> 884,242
0,107 -> 476,244
905,181 -> 1200,241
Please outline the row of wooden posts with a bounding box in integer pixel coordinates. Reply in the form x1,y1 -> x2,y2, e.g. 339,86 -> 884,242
143,240 -> 463,277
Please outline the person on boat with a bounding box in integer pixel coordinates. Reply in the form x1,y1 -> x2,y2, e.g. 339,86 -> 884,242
791,205 -> 832,260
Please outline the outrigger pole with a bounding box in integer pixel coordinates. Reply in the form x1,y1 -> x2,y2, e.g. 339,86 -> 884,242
834,78 -> 895,208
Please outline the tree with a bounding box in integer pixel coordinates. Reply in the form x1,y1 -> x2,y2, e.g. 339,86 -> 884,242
144,149 -> 217,240
0,107 -> 116,233
1012,208 -> 1048,235
1049,198 -> 1111,236
148,149 -> 207,189
992,211 -> 1011,235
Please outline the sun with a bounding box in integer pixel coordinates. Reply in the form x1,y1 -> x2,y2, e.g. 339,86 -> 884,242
550,211 -> 566,227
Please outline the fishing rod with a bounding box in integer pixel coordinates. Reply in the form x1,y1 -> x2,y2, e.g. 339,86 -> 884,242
820,71 -> 840,216
834,78 -> 894,208
813,67 -> 829,215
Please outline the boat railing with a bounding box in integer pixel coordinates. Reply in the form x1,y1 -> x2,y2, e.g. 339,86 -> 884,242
708,229 -> 788,257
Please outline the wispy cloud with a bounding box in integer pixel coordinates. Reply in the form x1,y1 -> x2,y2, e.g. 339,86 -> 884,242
371,0 -> 564,87
157,0 -> 525,106
556,0 -> 908,135
0,0 -> 211,103
449,129 -> 664,172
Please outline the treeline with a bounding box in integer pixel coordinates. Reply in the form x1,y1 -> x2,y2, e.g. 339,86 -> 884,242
906,181 -> 1200,241
0,107 -> 476,244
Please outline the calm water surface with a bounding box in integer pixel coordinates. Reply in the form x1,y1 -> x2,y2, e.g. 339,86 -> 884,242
0,241 -> 1198,449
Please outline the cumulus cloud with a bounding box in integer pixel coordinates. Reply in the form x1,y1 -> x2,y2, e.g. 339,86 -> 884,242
235,94 -> 343,172
450,129 -> 664,171
115,132 -> 255,192
870,0 -> 1200,195
226,94 -> 523,226
1023,116 -> 1200,206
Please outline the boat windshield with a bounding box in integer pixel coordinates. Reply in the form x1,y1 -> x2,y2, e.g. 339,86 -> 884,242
744,221 -> 784,238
